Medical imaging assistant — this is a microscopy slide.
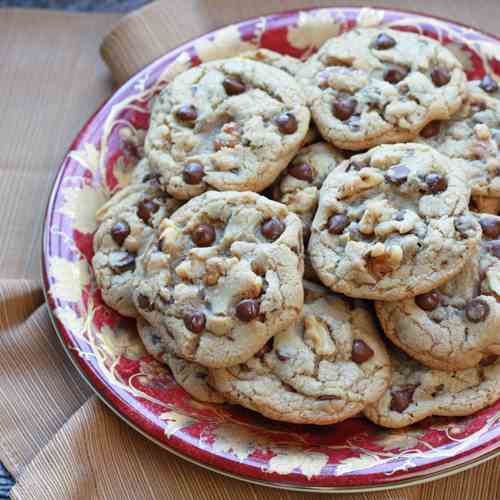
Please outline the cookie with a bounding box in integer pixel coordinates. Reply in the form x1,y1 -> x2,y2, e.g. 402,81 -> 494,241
418,77 -> 500,214
209,281 -> 390,424
137,318 -> 224,403
145,58 -> 310,200
298,28 -> 467,150
133,191 -> 304,368
271,142 -> 345,279
309,143 -> 481,300
364,346 -> 500,428
375,213 -> 500,371
92,183 -> 180,317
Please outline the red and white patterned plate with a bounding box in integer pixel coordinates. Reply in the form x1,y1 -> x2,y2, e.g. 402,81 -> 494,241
41,7 -> 500,492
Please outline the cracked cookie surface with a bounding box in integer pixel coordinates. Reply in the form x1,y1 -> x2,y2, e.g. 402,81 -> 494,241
298,28 -> 467,150
375,213 -> 500,371
137,318 -> 224,403
133,191 -> 304,368
92,183 -> 180,317
145,58 -> 310,200
309,143 -> 480,300
209,281 -> 390,424
364,346 -> 500,428
418,78 -> 500,214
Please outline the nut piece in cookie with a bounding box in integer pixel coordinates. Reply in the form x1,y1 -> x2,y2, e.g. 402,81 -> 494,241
92,183 -> 181,317
364,346 -> 500,428
145,58 -> 310,200
309,143 -> 481,300
375,213 -> 500,371
209,280 -> 390,424
298,28 -> 467,150
133,191 -> 304,368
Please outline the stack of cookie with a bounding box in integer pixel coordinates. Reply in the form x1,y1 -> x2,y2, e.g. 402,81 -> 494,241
92,28 -> 500,428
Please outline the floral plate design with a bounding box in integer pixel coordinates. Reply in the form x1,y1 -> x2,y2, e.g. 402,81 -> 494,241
41,7 -> 500,492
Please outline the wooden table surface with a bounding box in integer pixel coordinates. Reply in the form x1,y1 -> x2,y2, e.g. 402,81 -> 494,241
0,5 -> 498,499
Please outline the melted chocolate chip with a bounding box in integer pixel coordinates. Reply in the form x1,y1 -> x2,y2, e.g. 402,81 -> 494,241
191,223 -> 216,247
351,339 -> 374,363
431,67 -> 451,87
261,218 -> 285,241
332,98 -> 357,121
480,74 -> 499,93
137,293 -> 153,311
142,172 -> 161,185
479,216 -> 500,238
302,225 -> 311,245
255,339 -> 273,358
137,199 -> 160,224
415,291 -> 441,311
223,76 -> 246,95
372,32 -> 397,50
183,161 -> 204,184
235,299 -> 260,322
111,221 -> 130,246
425,173 -> 448,194
327,214 -> 350,235
390,386 -> 416,413
479,354 -> 498,367
275,112 -> 298,134
183,310 -> 206,333
276,351 -> 289,362
289,162 -> 314,182
110,251 -> 135,274
385,165 -> 410,185
465,298 -> 490,323
420,121 -> 441,138
384,66 -> 409,84
175,104 -> 198,123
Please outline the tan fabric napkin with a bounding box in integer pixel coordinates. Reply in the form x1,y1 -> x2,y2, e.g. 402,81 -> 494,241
1,2 -> 499,499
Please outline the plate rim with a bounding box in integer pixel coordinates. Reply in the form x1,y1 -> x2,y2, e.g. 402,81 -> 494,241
41,5 -> 500,493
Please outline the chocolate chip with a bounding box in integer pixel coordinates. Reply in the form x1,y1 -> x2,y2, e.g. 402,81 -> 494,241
384,66 -> 409,84
276,351 -> 289,362
137,199 -> 160,224
289,162 -> 314,182
327,214 -> 350,235
479,217 -> 500,238
111,221 -> 130,246
486,240 -> 500,258
385,165 -> 410,185
465,298 -> 490,323
332,98 -> 357,121
420,121 -> 441,138
137,293 -> 153,311
183,310 -> 206,333
261,218 -> 285,241
351,339 -> 374,363
415,291 -> 441,311
390,386 -> 416,412
255,338 -> 273,358
346,160 -> 367,172
223,76 -> 246,95
183,161 -> 204,184
372,33 -> 397,50
275,112 -> 298,134
317,395 -> 340,401
176,104 -> 197,123
479,354 -> 498,367
110,251 -> 135,274
431,67 -> 451,87
142,172 -> 161,185
480,75 -> 499,93
425,173 -> 448,194
235,299 -> 260,322
191,223 -> 216,247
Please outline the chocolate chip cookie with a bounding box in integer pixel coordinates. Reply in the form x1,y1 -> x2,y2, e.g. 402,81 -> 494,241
138,318 -> 224,403
298,28 -> 467,150
364,346 -> 500,428
92,183 -> 180,317
272,142 -> 345,278
418,78 -> 500,214
133,191 -> 304,368
145,58 -> 310,200
308,143 -> 480,300
375,213 -> 500,371
209,281 -> 390,424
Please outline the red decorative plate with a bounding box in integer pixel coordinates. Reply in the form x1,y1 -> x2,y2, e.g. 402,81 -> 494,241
42,7 -> 500,492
